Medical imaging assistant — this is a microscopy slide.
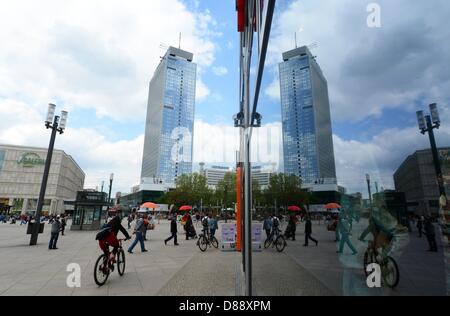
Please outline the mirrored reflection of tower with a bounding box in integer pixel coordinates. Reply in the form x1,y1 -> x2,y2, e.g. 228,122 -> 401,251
279,46 -> 336,184
141,47 -> 197,185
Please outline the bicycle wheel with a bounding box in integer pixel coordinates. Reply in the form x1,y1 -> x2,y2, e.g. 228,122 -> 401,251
264,238 -> 272,249
198,235 -> 208,252
210,236 -> 219,249
382,256 -> 400,289
275,236 -> 286,252
117,249 -> 126,276
94,254 -> 110,286
363,250 -> 375,277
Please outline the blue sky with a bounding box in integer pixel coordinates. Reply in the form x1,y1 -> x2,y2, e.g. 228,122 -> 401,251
1,0 -> 450,195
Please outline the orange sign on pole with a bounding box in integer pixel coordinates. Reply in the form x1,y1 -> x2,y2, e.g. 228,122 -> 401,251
236,166 -> 242,251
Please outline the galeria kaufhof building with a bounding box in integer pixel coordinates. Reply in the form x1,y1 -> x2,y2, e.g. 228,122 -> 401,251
0,144 -> 85,215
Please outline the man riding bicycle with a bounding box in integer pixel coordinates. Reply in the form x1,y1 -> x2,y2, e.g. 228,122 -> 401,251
97,215 -> 131,262
201,214 -> 210,238
359,205 -> 407,259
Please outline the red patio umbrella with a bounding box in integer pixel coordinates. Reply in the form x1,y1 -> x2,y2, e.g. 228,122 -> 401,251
178,205 -> 193,211
287,205 -> 302,212
325,203 -> 341,210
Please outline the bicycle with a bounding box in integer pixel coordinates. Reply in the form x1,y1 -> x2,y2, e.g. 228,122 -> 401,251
197,231 -> 219,252
264,228 -> 286,252
94,238 -> 127,286
363,240 -> 399,289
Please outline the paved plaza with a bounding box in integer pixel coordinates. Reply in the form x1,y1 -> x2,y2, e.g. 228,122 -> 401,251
0,219 -> 448,296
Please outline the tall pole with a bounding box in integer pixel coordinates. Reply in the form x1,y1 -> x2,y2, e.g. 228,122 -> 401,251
101,181 -> 104,193
108,174 -> 114,204
243,2 -> 253,295
224,184 -> 228,223
426,116 -> 446,197
30,115 -> 61,246
366,174 -> 373,216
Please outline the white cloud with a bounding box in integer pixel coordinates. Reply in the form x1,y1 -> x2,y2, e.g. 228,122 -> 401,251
212,66 -> 229,76
196,78 -> 211,102
267,0 -> 450,123
334,122 -> 450,195
0,0 -> 218,122
193,120 -> 282,168
0,98 -> 143,194
265,77 -> 280,101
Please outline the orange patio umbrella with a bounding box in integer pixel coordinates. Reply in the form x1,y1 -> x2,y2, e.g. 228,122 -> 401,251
325,203 -> 341,210
140,202 -> 159,209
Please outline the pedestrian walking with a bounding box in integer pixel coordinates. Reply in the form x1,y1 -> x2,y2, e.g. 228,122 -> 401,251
424,216 -> 438,252
49,215 -> 62,250
263,214 -> 272,239
417,216 -> 424,238
336,215 -> 357,255
164,213 -> 179,246
209,215 -> 218,237
127,213 -> 133,229
60,214 -> 67,236
127,215 -> 148,254
304,216 -> 318,246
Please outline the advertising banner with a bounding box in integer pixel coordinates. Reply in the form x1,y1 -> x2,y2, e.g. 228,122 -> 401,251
221,223 -> 236,244
252,223 -> 263,251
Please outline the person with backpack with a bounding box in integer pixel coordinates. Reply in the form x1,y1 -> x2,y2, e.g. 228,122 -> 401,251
202,214 -> 210,238
97,215 -> 131,260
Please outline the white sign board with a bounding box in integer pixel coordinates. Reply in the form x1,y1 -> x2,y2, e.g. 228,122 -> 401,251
252,223 -> 263,251
221,223 -> 236,244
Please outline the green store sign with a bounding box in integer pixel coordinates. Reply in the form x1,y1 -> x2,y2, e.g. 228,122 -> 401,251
17,152 -> 46,168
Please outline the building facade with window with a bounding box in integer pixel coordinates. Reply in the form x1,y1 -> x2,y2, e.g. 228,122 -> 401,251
141,46 -> 197,186
0,144 -> 85,215
394,148 -> 450,215
279,46 -> 336,185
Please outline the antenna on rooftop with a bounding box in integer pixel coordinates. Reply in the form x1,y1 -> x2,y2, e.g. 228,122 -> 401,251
179,32 -> 182,49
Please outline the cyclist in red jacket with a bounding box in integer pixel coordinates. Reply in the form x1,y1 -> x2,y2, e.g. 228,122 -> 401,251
98,215 -> 131,261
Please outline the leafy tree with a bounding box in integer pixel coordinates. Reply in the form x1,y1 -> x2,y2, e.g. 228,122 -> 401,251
215,172 -> 236,208
157,173 -> 212,208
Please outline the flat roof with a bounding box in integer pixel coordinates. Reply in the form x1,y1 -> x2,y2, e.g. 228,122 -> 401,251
0,143 -> 85,176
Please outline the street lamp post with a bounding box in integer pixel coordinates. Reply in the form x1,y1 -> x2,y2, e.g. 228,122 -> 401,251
224,184 -> 228,223
417,104 -> 446,198
30,104 -> 68,246
366,174 -> 373,216
108,173 -> 114,204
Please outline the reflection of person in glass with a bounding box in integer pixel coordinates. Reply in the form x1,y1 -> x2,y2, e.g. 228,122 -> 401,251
337,212 -> 357,255
359,205 -> 407,260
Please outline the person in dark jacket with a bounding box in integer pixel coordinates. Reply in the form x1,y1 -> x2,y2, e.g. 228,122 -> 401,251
304,216 -> 318,247
285,215 -> 297,241
98,215 -> 131,259
49,216 -> 62,250
416,216 -> 424,238
263,215 -> 272,239
60,214 -> 67,236
424,217 -> 438,252
165,213 -> 179,246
